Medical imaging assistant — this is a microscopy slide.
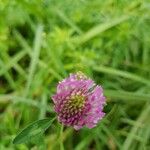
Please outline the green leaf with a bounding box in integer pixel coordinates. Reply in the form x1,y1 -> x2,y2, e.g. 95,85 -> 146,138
13,117 -> 56,144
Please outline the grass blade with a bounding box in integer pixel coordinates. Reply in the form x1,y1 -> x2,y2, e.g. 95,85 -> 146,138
24,24 -> 43,97
76,15 -> 129,44
105,90 -> 150,102
94,66 -> 150,86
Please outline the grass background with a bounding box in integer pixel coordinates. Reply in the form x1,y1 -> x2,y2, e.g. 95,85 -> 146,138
0,0 -> 150,149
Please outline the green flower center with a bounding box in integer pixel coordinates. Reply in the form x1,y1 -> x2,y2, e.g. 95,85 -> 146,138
62,93 -> 86,116
69,94 -> 85,109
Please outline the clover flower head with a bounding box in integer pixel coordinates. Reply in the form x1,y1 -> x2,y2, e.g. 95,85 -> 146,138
52,72 -> 106,130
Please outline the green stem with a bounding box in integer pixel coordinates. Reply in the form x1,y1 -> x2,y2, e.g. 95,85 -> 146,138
60,124 -> 64,150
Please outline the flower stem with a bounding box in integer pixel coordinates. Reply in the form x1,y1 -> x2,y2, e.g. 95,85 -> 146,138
60,124 -> 64,150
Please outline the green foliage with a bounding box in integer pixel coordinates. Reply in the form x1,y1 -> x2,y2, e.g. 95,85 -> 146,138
0,0 -> 150,149
13,118 -> 55,144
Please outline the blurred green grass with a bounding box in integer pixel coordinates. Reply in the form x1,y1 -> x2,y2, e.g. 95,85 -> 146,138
0,0 -> 150,149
